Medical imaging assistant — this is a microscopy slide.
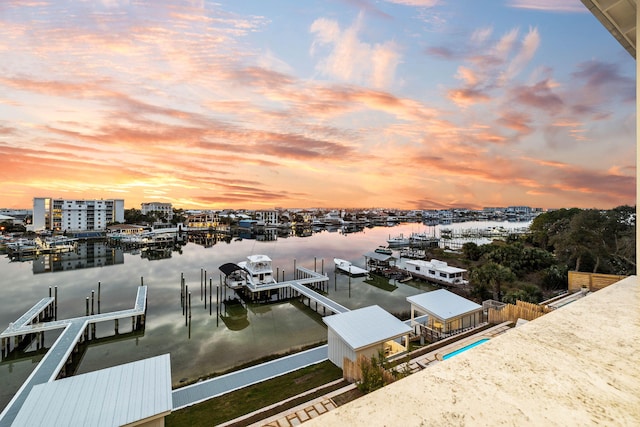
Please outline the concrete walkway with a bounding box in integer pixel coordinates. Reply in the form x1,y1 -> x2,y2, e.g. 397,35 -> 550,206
172,345 -> 328,410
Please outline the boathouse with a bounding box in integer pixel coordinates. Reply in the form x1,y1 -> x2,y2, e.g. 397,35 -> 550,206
407,289 -> 483,340
11,354 -> 172,427
323,305 -> 411,377
363,251 -> 396,271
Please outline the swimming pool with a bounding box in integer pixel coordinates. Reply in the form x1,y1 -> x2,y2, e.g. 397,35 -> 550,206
442,338 -> 489,360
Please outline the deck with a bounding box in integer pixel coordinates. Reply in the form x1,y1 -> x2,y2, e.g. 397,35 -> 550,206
0,286 -> 147,427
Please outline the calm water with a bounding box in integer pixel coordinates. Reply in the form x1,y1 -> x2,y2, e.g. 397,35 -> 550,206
0,220 -> 527,409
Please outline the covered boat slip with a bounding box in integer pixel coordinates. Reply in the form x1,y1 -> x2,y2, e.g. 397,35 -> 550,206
407,289 -> 483,340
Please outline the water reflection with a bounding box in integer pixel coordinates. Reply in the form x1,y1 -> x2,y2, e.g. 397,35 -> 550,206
0,220 -> 529,410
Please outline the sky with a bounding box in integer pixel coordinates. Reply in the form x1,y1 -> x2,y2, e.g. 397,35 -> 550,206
0,0 -> 635,211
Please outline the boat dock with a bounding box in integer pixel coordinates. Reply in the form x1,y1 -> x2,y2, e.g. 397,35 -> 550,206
0,286 -> 147,427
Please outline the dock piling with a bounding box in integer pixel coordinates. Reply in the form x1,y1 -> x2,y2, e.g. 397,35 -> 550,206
185,285 -> 189,326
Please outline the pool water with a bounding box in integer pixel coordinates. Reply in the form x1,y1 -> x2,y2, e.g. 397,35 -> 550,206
442,338 -> 489,360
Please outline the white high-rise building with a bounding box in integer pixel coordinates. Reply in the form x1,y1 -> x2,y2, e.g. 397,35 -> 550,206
32,198 -> 125,232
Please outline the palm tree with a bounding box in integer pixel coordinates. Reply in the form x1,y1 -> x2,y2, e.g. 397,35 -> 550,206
470,262 -> 515,301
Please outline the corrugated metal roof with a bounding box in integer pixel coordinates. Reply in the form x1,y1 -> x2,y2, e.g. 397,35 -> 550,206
323,305 -> 411,350
11,354 -> 172,427
407,289 -> 482,321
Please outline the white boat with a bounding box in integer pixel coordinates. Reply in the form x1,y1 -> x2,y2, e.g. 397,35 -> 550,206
387,233 -> 410,247
219,254 -> 276,290
6,238 -> 37,251
334,258 -> 368,276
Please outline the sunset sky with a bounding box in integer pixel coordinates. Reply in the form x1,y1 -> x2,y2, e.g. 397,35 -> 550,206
0,0 -> 635,211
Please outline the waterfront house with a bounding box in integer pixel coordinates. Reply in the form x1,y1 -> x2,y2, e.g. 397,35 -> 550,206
401,258 -> 468,286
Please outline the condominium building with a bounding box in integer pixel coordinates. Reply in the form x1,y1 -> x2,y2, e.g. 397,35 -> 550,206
141,202 -> 173,221
32,198 -> 125,232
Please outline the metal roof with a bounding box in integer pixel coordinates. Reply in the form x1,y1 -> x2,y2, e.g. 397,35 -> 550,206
219,262 -> 243,275
581,0 -> 636,58
363,251 -> 395,262
405,259 -> 466,274
323,305 -> 412,351
11,354 -> 172,427
407,289 -> 482,321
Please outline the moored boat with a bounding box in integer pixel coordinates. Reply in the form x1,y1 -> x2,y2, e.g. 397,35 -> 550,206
334,258 -> 368,276
374,246 -> 393,255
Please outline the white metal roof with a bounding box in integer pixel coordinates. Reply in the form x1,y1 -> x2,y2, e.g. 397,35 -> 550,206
405,259 -> 466,274
407,289 -> 482,321
323,305 -> 412,350
247,254 -> 272,262
12,354 -> 172,427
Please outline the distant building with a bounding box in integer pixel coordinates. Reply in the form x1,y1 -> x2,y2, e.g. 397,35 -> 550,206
186,211 -> 219,230
141,202 -> 173,221
32,198 -> 124,232
255,210 -> 278,226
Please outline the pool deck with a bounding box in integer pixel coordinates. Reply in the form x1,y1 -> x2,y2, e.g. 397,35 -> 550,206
407,321 -> 512,371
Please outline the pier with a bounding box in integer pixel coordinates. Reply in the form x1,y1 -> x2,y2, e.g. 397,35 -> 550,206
240,265 -> 347,315
0,285 -> 147,427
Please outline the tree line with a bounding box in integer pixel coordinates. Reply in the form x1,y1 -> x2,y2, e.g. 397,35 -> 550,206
462,205 -> 635,304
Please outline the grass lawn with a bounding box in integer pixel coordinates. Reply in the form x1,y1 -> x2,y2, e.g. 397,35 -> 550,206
166,360 -> 343,427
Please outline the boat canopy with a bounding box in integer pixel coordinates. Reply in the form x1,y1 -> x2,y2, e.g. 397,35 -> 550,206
219,263 -> 244,276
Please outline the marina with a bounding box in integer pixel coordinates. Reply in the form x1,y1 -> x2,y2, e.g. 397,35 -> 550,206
0,220 -> 530,414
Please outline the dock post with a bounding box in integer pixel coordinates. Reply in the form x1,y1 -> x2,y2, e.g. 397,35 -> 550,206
200,268 -> 203,300
209,278 -> 212,315
140,276 -> 143,287
85,297 -> 89,316
282,270 -> 285,282
91,290 -> 95,315
115,319 -> 119,334
276,267 -> 279,282
203,270 -> 207,301
54,286 -> 58,320
181,276 -> 185,315
294,259 -> 296,278
98,282 -> 101,314
314,257 -> 317,272
322,259 -> 324,276
185,285 -> 189,327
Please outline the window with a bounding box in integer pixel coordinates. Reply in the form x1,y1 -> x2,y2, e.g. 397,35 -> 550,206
440,272 -> 446,278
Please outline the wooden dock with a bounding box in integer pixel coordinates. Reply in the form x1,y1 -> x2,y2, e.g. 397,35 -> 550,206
0,286 -> 147,427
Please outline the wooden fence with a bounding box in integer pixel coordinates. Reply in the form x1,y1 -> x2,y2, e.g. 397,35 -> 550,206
568,271 -> 627,292
488,300 -> 553,324
343,356 -> 362,383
